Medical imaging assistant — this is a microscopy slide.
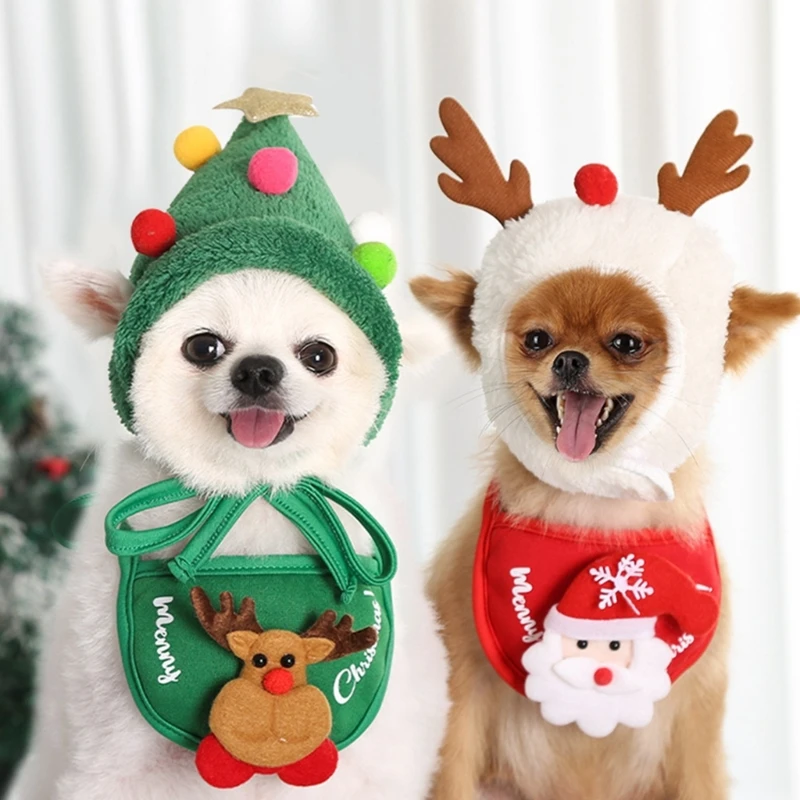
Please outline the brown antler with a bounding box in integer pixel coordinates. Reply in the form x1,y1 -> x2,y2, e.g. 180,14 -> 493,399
190,587 -> 263,650
302,610 -> 377,662
431,98 -> 533,225
658,110 -> 753,216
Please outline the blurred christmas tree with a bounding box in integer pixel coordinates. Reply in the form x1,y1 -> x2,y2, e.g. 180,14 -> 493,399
0,301 -> 94,793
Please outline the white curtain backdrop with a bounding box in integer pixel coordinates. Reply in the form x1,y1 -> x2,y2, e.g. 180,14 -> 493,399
1,1 -> 798,797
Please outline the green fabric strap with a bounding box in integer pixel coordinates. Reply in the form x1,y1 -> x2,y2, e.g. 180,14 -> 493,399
105,477 -> 397,602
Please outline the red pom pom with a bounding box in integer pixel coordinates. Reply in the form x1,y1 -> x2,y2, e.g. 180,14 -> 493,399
262,668 -> 294,695
36,456 -> 72,481
574,164 -> 618,206
131,209 -> 177,257
195,735 -> 256,789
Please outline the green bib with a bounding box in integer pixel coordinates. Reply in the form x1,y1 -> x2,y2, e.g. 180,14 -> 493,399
105,477 -> 396,752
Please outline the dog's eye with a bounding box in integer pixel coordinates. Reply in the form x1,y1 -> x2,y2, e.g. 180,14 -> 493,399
609,333 -> 643,355
297,341 -> 337,376
182,333 -> 227,365
609,641 -> 621,651
252,653 -> 268,668
280,654 -> 296,668
524,329 -> 554,352
576,640 -> 589,650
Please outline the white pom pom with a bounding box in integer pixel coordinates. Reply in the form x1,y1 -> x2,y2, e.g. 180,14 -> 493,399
349,211 -> 394,247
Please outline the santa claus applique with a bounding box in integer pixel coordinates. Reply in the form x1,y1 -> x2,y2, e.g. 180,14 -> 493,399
522,552 -> 719,738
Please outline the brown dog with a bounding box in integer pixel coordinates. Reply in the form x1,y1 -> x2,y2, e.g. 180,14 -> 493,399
411,99 -> 800,800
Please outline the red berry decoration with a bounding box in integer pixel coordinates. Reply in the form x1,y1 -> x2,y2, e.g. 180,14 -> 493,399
131,209 -> 177,257
574,164 -> 618,206
36,456 -> 72,481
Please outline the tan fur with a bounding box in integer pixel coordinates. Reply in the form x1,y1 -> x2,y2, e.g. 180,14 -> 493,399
410,271 -> 479,367
428,444 -> 729,800
411,269 -> 800,800
725,285 -> 800,373
505,269 -> 669,454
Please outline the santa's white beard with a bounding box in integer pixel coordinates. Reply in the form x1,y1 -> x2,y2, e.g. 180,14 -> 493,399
522,631 -> 674,737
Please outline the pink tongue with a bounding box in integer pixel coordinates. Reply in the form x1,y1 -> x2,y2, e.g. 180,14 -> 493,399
228,408 -> 286,448
556,392 -> 606,462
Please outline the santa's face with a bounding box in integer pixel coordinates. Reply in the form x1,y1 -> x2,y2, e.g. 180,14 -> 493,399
522,630 -> 674,737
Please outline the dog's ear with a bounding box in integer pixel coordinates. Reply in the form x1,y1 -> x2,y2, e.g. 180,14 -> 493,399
409,271 -> 480,369
725,285 -> 800,373
43,261 -> 133,339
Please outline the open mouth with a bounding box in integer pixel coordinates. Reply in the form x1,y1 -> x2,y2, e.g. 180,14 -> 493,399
222,407 -> 306,449
536,390 -> 633,462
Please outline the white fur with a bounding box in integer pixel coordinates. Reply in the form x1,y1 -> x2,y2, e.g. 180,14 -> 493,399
10,268 -> 449,799
42,260 -> 132,339
130,270 -> 386,495
472,196 -> 735,502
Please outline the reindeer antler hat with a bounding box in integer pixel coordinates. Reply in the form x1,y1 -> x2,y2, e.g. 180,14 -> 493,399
432,99 -> 752,501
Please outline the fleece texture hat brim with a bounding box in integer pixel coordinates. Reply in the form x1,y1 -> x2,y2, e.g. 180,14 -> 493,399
111,89 -> 401,439
111,216 -> 401,436
474,195 -> 734,502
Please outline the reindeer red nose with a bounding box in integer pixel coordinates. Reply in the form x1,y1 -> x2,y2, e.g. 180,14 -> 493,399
574,164 -> 618,206
593,667 -> 613,686
262,668 -> 294,695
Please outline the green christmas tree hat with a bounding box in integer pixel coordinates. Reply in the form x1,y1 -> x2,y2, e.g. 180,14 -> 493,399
110,87 -> 401,439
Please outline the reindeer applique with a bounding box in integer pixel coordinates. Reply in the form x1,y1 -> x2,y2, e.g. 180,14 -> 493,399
189,587 -> 377,789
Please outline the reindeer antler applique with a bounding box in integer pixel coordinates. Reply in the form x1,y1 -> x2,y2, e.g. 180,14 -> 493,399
657,110 -> 753,216
302,609 -> 377,660
431,98 -> 533,225
190,587 -> 263,649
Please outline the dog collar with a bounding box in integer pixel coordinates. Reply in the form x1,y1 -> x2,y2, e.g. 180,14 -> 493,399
473,484 -> 721,736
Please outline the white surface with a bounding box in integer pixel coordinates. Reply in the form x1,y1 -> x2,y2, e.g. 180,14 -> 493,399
1,1 -> 798,797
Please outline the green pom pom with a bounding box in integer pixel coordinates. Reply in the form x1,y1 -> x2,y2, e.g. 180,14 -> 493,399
353,242 -> 397,289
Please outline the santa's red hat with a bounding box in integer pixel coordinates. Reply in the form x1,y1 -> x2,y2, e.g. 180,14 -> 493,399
545,552 -> 719,641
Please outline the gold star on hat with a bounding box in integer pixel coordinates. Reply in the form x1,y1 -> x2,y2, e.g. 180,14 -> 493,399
214,87 -> 319,123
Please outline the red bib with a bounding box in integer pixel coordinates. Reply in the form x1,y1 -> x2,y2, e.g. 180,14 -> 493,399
472,486 -> 722,697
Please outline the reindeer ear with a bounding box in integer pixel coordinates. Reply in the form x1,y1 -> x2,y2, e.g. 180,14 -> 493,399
303,637 -> 336,664
409,270 -> 480,369
42,260 -> 132,339
226,630 -> 259,659
725,286 -> 800,373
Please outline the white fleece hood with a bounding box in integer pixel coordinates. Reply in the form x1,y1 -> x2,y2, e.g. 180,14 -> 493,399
425,99 -> 751,502
473,195 -> 735,502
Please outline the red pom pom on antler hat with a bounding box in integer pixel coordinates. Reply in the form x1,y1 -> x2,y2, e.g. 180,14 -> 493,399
574,164 -> 618,206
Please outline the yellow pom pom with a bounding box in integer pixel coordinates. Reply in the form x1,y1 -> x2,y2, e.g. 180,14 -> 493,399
173,126 -> 221,171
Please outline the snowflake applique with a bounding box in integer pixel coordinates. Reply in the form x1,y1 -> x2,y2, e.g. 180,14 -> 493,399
589,554 -> 654,616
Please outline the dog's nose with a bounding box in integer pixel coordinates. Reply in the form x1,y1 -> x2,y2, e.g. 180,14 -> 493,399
552,350 -> 589,384
231,355 -> 286,397
593,667 -> 613,686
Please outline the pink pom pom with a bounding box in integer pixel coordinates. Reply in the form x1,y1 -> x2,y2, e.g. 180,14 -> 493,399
247,147 -> 299,195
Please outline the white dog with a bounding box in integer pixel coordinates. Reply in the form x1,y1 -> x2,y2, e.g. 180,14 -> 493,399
9,264 -> 449,800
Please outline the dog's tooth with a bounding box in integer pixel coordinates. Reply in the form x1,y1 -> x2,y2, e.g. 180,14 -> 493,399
600,397 -> 614,423
556,392 -> 565,423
